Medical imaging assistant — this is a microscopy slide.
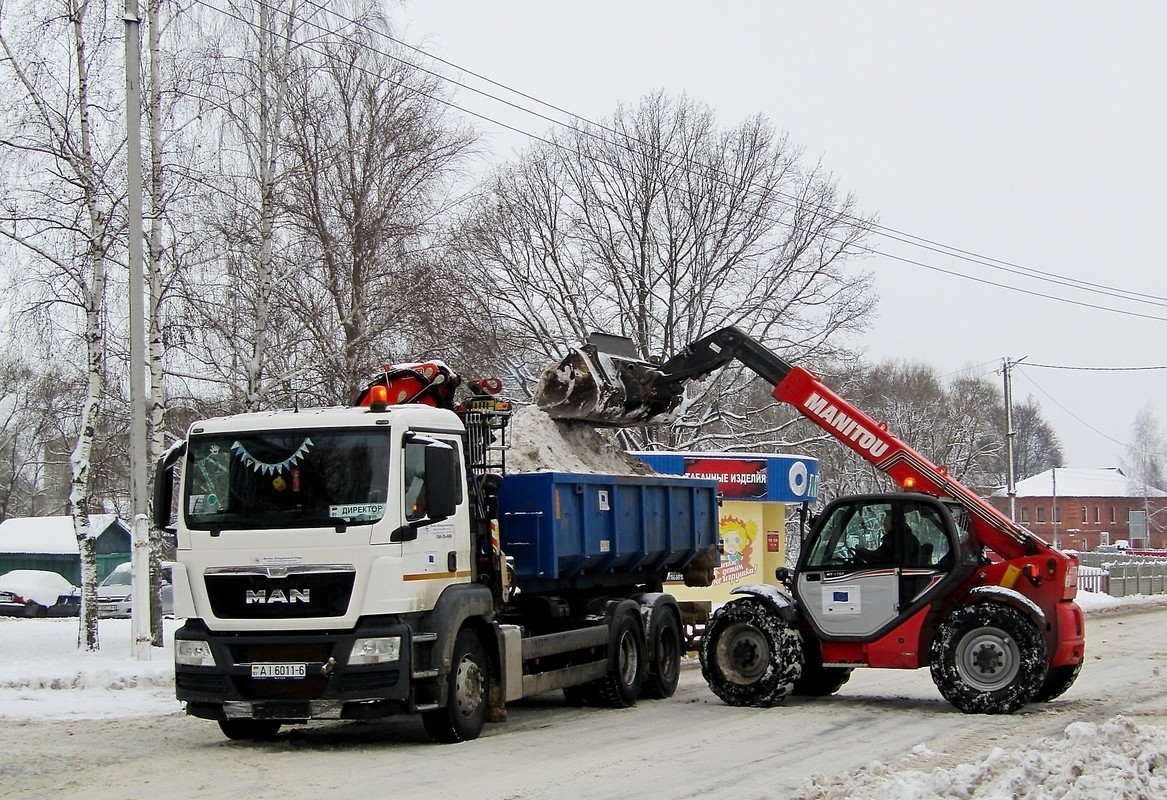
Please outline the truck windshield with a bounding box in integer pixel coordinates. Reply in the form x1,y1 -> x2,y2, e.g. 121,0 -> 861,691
184,429 -> 390,530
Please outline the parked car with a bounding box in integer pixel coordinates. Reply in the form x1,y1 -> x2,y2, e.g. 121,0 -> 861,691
0,569 -> 81,617
96,561 -> 175,618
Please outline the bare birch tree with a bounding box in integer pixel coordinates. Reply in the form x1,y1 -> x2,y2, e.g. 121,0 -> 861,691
1125,403 -> 1167,542
0,0 -> 125,649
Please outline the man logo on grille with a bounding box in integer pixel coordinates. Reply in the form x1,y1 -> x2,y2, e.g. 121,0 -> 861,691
245,589 -> 310,604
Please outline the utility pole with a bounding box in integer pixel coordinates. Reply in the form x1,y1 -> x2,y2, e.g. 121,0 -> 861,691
124,0 -> 150,661
1052,466 -> 1059,549
1001,357 -> 1026,522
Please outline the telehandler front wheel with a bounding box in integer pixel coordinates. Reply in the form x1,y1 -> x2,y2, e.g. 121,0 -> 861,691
930,603 -> 1046,714
699,597 -> 802,707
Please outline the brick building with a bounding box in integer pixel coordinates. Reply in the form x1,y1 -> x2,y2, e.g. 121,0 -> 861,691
988,467 -> 1167,551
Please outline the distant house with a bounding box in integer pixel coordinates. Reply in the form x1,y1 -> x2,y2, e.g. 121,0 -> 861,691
989,468 -> 1167,551
0,515 -> 131,584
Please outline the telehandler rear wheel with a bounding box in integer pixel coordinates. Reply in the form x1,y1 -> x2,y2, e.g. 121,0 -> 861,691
699,597 -> 802,707
1033,660 -> 1083,703
930,603 -> 1046,714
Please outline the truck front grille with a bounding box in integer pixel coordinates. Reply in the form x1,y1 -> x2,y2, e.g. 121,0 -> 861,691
204,567 -> 355,619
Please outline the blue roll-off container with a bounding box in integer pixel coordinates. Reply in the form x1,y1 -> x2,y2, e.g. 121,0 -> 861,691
496,471 -> 721,593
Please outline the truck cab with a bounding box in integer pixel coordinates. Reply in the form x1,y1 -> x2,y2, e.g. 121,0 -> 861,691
169,404 -> 470,630
159,403 -> 493,740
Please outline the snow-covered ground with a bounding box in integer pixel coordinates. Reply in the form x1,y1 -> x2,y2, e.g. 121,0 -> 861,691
3,592 -> 1167,798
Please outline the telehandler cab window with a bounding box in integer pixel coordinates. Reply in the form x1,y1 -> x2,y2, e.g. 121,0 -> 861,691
805,503 -> 892,567
184,429 -> 390,530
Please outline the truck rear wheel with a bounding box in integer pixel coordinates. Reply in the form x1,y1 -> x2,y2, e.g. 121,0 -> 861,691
930,604 -> 1046,714
641,606 -> 682,699
699,597 -> 802,707
423,629 -> 488,743
217,719 -> 281,741
592,609 -> 644,708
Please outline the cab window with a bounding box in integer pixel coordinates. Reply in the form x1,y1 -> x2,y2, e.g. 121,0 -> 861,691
403,439 -> 428,522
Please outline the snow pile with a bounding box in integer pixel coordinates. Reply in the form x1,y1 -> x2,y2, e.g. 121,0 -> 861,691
505,403 -> 653,475
791,715 -> 1167,799
0,617 -> 181,720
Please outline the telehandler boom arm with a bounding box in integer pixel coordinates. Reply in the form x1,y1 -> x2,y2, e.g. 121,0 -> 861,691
535,325 -> 1040,560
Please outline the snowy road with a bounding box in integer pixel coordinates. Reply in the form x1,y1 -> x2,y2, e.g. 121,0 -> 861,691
4,602 -> 1167,800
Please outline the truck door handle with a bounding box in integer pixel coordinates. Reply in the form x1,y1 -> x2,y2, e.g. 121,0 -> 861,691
805,573 -> 821,581
447,551 -> 457,572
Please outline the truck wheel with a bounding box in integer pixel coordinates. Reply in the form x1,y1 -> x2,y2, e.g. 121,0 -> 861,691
930,604 -> 1047,714
641,606 -> 682,699
423,629 -> 488,743
593,610 -> 644,708
1033,661 -> 1083,703
217,719 -> 281,741
793,637 -> 852,697
699,598 -> 803,707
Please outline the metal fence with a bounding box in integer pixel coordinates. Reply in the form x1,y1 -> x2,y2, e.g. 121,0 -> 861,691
1074,552 -> 1167,597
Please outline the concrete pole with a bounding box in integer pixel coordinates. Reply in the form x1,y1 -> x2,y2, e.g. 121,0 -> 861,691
1003,358 -> 1017,522
124,0 -> 150,661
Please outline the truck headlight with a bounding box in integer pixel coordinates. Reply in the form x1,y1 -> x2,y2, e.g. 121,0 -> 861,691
175,639 -> 216,667
349,636 -> 401,665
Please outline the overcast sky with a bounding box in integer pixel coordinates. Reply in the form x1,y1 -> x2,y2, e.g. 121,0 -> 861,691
399,1 -> 1167,471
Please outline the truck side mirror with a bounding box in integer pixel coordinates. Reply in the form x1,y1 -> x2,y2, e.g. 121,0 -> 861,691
153,440 -> 186,532
424,440 -> 460,521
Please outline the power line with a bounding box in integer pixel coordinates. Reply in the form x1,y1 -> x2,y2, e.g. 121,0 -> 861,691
1025,363 -> 1167,371
1015,368 -> 1133,451
1015,367 -> 1167,461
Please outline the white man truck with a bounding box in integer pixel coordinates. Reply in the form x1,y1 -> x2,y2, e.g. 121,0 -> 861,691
154,363 -> 720,742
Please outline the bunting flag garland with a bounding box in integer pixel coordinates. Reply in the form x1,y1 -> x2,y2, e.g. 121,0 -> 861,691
231,438 -> 313,474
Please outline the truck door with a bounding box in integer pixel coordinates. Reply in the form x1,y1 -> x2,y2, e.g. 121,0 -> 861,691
396,433 -> 469,608
796,499 -> 951,639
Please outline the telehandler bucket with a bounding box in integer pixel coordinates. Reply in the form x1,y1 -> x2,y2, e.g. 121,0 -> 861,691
533,333 -> 682,426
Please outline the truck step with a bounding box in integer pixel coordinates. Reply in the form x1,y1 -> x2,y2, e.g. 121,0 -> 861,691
413,632 -> 438,644
412,668 -> 440,679
413,703 -> 440,712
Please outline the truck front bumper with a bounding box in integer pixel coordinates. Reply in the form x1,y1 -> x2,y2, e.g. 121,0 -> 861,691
174,617 -> 417,722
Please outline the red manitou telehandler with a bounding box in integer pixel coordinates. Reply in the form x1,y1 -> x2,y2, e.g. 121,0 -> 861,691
534,326 -> 1085,714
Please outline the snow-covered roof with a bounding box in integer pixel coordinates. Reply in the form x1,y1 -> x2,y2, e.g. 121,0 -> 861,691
995,468 -> 1167,499
0,515 -> 127,555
